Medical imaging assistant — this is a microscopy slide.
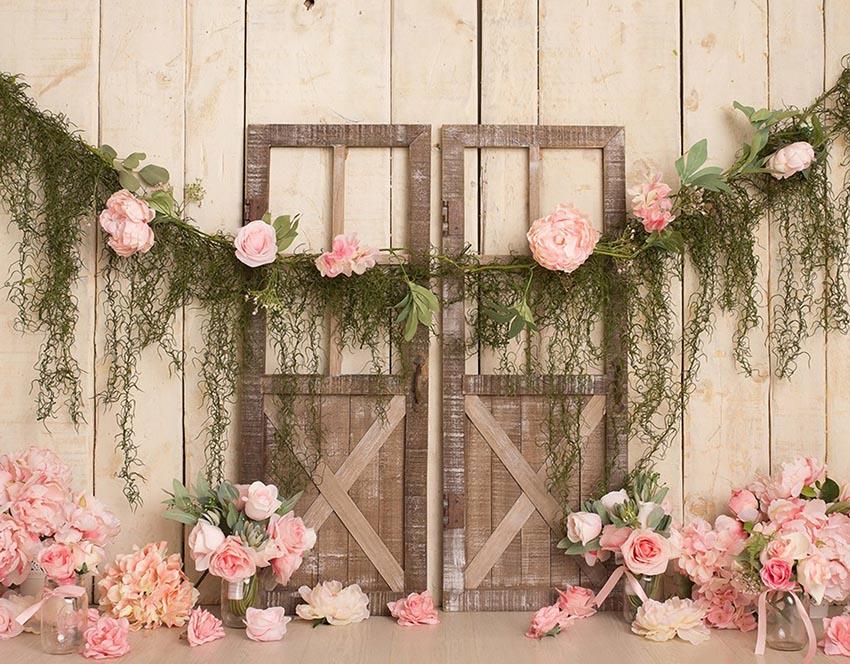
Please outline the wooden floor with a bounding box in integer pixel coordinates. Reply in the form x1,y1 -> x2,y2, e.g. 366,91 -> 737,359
7,611 -> 831,663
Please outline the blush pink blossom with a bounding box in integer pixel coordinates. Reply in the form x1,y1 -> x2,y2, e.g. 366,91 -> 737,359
270,552 -> 303,586
10,482 -> 66,538
244,606 -> 291,642
315,234 -> 378,278
599,525 -> 631,552
0,598 -> 23,640
823,616 -> 850,656
0,516 -> 37,586
693,575 -> 757,632
83,616 -> 130,659
728,489 -> 760,522
243,481 -> 282,521
599,489 -> 629,512
234,219 -> 278,267
187,520 -> 225,572
621,528 -> 674,576
296,581 -> 370,625
527,204 -> 599,273
267,512 -> 317,556
798,554 -> 831,604
208,536 -> 256,583
767,141 -> 815,180
38,542 -> 78,584
525,604 -> 571,639
631,597 -> 710,645
566,511 -> 602,546
387,591 -> 440,626
760,558 -> 796,591
556,585 -> 597,619
630,173 -> 676,232
99,190 -> 156,258
107,222 -> 154,257
186,608 -> 224,647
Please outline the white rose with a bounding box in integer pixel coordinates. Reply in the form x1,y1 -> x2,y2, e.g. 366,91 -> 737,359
187,520 -> 225,571
566,512 -> 603,546
599,489 -> 629,513
243,481 -> 282,521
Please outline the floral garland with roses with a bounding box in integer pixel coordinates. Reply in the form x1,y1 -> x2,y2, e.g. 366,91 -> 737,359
2,61 -> 850,506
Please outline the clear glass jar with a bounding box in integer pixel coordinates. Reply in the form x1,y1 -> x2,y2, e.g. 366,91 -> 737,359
765,591 -> 809,652
220,574 -> 260,628
623,574 -> 663,623
40,577 -> 89,655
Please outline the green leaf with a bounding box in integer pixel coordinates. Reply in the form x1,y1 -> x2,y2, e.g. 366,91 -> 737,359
262,211 -> 271,223
409,282 -> 439,312
820,478 -> 840,503
403,306 -> 419,341
733,101 -> 756,121
118,170 -> 140,192
138,164 -> 170,186
801,485 -> 817,499
122,152 -> 146,170
217,480 -> 239,504
226,502 -> 238,529
674,154 -> 686,180
278,491 -> 303,515
684,139 -> 708,178
145,190 -> 176,218
193,472 -> 211,499
507,314 -> 526,340
827,501 -> 850,515
163,509 -> 198,525
99,144 -> 118,161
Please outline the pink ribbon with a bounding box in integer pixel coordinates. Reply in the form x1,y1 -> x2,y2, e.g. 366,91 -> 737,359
14,584 -> 87,626
755,591 -> 816,664
592,565 -> 649,607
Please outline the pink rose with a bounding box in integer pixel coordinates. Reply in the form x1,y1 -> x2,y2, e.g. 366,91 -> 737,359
630,173 -> 675,232
107,222 -> 154,257
270,552 -> 303,586
556,585 -> 597,619
186,608 -> 224,647
527,204 -> 599,273
99,189 -> 156,257
759,558 -> 795,591
267,512 -> 316,557
728,489 -> 760,522
234,219 -> 278,267
566,512 -> 602,546
38,542 -> 78,584
83,616 -> 130,659
387,591 -> 439,627
798,555 -> 830,604
760,532 -> 811,564
621,528 -> 673,576
234,484 -> 250,511
0,598 -> 23,640
187,521 -> 225,572
243,481 -> 282,522
208,536 -> 256,583
823,616 -> 850,656
244,606 -> 290,642
767,141 -> 815,180
525,604 -> 570,639
315,233 -> 378,278
599,525 -> 631,552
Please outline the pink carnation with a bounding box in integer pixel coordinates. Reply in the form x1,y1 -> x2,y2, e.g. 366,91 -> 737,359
387,591 -> 439,627
315,233 -> 378,278
83,616 -> 130,659
527,204 -> 599,273
630,173 -> 675,232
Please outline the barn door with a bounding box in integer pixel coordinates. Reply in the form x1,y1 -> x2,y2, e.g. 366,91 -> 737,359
239,124 -> 430,614
440,125 -> 628,611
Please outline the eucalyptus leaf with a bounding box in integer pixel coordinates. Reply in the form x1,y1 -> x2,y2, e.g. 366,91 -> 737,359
99,144 -> 118,161
122,152 -> 146,170
163,509 -> 198,525
138,163 -> 170,186
118,170 -> 140,192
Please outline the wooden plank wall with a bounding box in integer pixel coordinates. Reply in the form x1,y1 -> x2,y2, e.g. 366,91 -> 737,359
1,0 -> 849,599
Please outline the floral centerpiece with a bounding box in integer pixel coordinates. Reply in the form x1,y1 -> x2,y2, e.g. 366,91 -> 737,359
557,470 -> 678,621
164,475 -> 315,628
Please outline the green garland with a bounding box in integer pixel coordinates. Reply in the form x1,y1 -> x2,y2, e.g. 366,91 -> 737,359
1,58 -> 850,508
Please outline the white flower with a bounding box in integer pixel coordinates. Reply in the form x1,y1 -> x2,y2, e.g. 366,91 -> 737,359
599,490 -> 629,512
243,481 -> 282,521
632,597 -> 710,645
187,521 -> 225,571
566,512 -> 602,546
296,581 -> 369,626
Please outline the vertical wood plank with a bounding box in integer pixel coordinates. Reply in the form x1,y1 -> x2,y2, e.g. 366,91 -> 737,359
380,405 -> 405,587
488,397 -> 522,591
348,396 -> 381,591
682,0 -> 770,520
316,395 -> 349,584
465,396 -> 492,591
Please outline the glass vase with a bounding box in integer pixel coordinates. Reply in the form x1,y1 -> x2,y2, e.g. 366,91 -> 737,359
765,591 -> 809,652
40,577 -> 89,655
220,575 -> 261,628
622,574 -> 663,623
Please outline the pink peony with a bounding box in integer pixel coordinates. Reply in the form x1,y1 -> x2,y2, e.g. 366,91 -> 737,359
63,494 -> 121,548
525,604 -> 571,639
566,511 -> 602,546
527,204 -> 599,273
798,554 -> 831,604
234,219 -> 278,267
0,516 -> 37,586
10,482 -> 66,538
99,189 -> 156,258
208,536 -> 256,583
0,598 -> 23,640
315,233 -> 378,278
38,542 -> 78,584
599,525 -> 631,552
728,489 -> 760,522
631,597 -> 710,644
387,591 -> 440,627
83,616 -> 130,659
186,608 -> 224,647
244,606 -> 291,642
767,141 -> 815,180
760,558 -> 796,592
823,616 -> 850,656
621,528 -> 674,576
556,585 -> 597,619
630,173 -> 675,232
187,520 -> 225,572
107,221 -> 154,257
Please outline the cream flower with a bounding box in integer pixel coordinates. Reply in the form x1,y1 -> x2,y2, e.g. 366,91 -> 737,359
296,580 -> 369,626
631,597 -> 710,645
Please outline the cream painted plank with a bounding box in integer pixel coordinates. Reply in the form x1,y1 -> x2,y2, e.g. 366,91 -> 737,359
391,0 -> 478,598
682,0 -> 770,520
0,0 -> 99,494
95,0 -> 185,558
538,0 -> 683,516
825,2 -> 850,477
183,0 -> 245,603
768,0 -> 826,470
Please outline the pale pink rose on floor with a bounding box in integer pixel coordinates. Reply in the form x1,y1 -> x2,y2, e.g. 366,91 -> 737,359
83,616 -> 130,659
566,511 -> 602,546
728,489 -> 760,522
38,541 -> 78,584
599,525 -> 631,552
525,604 -> 571,639
630,173 -> 676,232
823,616 -> 850,656
0,598 -> 23,640
242,481 -> 282,521
234,219 -> 278,267
315,234 -> 378,278
631,597 -> 710,645
387,591 -> 440,626
760,558 -> 795,592
621,528 -> 674,576
798,554 -> 831,604
267,512 -> 317,556
599,489 -> 629,512
0,516 -> 37,586
10,482 -> 66,538
108,221 -> 155,257
767,141 -> 815,180
527,204 -> 599,273
186,608 -> 224,647
556,585 -> 597,619
270,552 -> 303,586
187,520 -> 225,572
296,581 -> 370,626
208,536 -> 256,583
245,607 -> 291,642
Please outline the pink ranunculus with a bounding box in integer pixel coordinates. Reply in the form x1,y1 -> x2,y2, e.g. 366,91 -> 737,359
83,616 -> 130,659
759,558 -> 795,592
38,542 -> 78,584
243,481 -> 282,521
525,604 -> 571,639
107,221 -> 155,257
798,554 -> 831,605
387,591 -> 440,626
527,204 -> 599,273
728,489 -> 760,522
208,536 -> 256,583
186,608 -> 224,647
621,528 -> 673,576
270,552 -> 303,586
244,606 -> 291,642
630,173 -> 675,233
599,525 -> 631,552
767,141 -> 815,180
566,512 -> 602,546
556,585 -> 597,619
0,598 -> 23,640
315,233 -> 378,278
267,512 -> 317,557
187,521 -> 225,572
823,616 -> 850,656
0,516 -> 36,586
234,219 -> 278,268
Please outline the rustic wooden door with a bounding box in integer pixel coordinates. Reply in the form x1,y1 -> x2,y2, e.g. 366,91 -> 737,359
440,125 -> 628,611
239,124 -> 431,614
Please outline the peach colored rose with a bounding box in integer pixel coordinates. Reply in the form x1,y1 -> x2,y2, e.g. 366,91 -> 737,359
187,521 -> 225,572
38,542 -> 78,584
0,516 -> 36,586
186,608 -> 224,647
599,525 -> 631,552
798,554 -> 830,604
566,512 -> 602,546
208,536 -> 256,583
621,528 -> 674,576
527,204 -> 599,273
245,606 -> 291,642
525,604 -> 571,639
630,173 -> 675,232
767,141 -> 815,180
243,481 -> 282,521
83,616 -> 130,659
631,597 -> 709,644
0,598 -> 23,640
315,233 -> 378,278
599,489 -> 629,512
760,558 -> 795,591
107,221 -> 155,257
296,581 -> 370,626
728,488 -> 760,522
267,512 -> 317,556
823,616 -> 850,656
556,585 -> 597,619
234,219 -> 278,267
270,552 -> 303,586
387,591 -> 439,626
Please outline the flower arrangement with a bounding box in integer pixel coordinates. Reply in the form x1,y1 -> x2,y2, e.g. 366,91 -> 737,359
315,233 -> 378,277
295,581 -> 370,626
0,446 -> 120,587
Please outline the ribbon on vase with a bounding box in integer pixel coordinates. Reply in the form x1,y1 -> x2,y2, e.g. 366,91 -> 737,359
755,591 -> 816,664
14,584 -> 87,626
592,565 -> 649,607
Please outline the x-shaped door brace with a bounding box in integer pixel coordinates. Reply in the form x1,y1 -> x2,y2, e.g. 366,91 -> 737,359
463,394 -> 606,589
264,394 -> 407,592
